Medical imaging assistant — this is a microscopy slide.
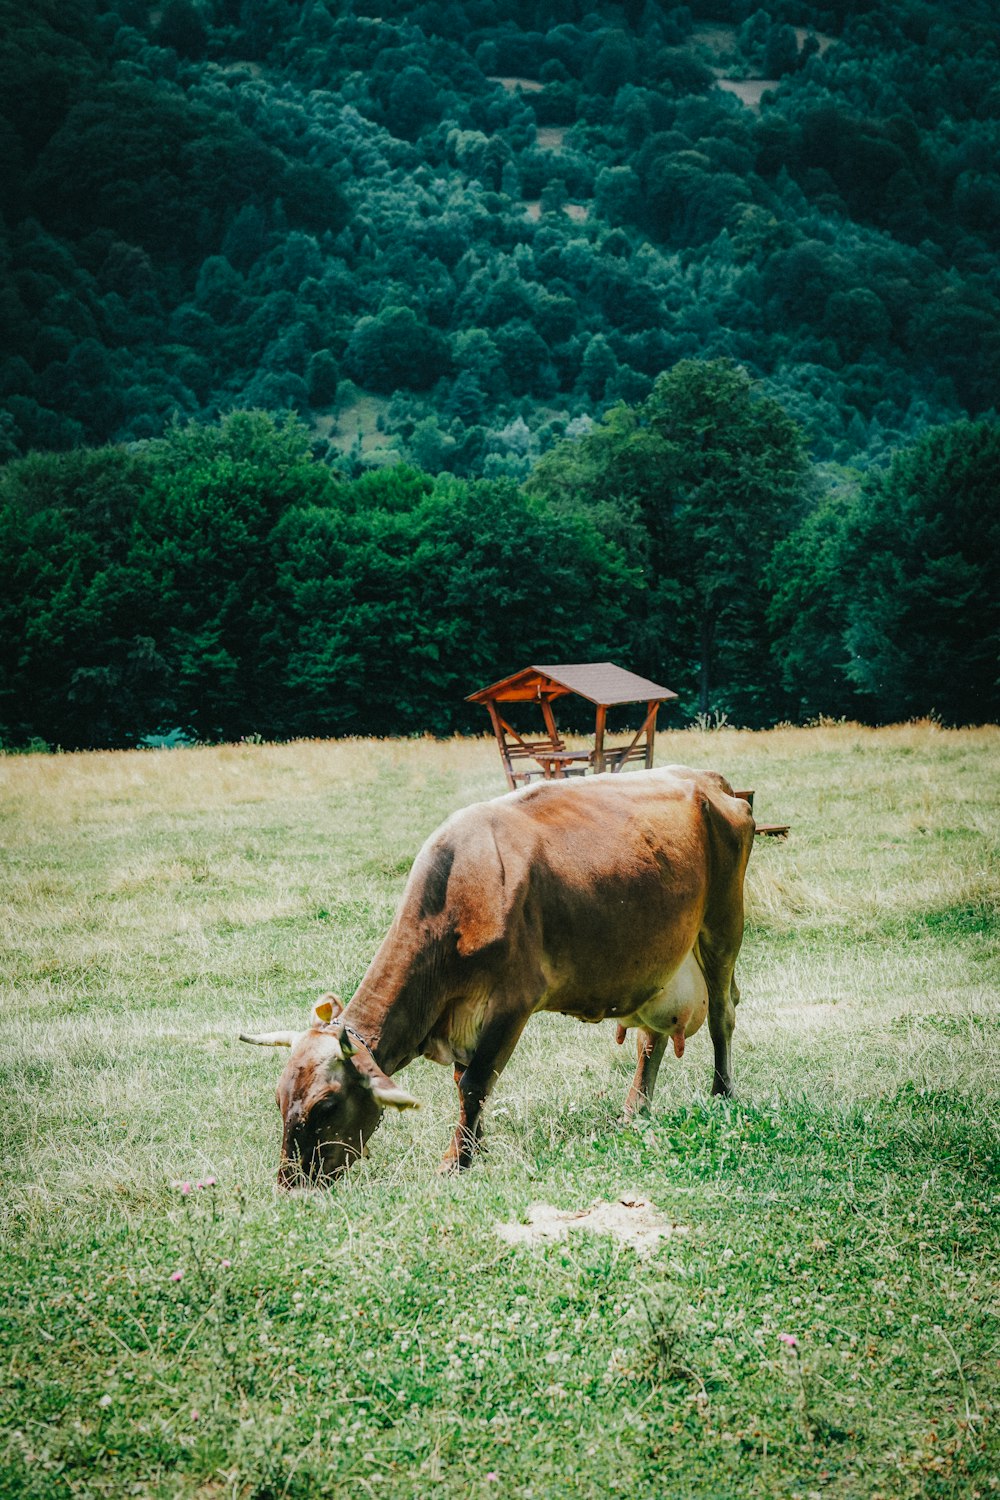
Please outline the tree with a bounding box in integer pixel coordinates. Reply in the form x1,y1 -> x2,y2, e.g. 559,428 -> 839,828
577,334 -> 618,402
307,350 -> 339,407
30,81 -> 283,261
839,422 -> 1000,723
595,165 -> 642,227
770,421 -> 1000,725
641,362 -> 808,717
767,483 -> 862,722
531,360 -> 808,720
451,328 -> 505,398
586,30 -> 635,94
493,322 -> 555,397
763,24 -> 799,79
0,445 -> 163,747
157,0 -> 208,58
643,148 -> 751,246
386,66 -> 438,141
345,306 -> 451,393
2,0 -> 998,473
129,411 -> 340,741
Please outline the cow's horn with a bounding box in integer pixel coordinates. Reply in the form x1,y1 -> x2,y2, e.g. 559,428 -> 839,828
369,1077 -> 421,1111
311,993 -> 343,1027
336,1027 -> 420,1110
238,1031 -> 301,1047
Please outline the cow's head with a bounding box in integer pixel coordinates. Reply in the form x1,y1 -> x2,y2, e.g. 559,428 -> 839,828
239,994 -> 420,1188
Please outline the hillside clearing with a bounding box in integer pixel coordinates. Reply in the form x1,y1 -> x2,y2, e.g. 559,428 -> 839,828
716,77 -> 779,110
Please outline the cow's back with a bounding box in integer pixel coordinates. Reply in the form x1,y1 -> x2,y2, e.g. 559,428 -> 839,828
432,767 -> 752,1017
504,764 -> 751,890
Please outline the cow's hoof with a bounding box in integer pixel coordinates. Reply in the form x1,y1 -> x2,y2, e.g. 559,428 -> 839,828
620,1105 -> 649,1126
438,1154 -> 474,1175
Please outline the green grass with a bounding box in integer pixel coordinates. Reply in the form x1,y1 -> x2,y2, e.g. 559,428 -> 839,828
1,725 -> 997,1498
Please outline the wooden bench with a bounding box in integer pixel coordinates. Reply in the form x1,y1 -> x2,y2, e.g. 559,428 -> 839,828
498,730 -> 592,787
734,789 -> 789,838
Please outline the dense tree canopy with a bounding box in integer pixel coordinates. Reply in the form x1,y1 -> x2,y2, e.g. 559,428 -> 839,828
0,412 -> 643,746
2,399 -> 994,749
1,0 -> 999,468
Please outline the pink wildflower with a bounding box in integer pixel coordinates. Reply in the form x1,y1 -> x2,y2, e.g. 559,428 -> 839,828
486,1474 -> 499,1482
204,1176 -> 216,1187
220,1259 -> 232,1268
170,1270 -> 183,1282
778,1332 -> 798,1349
180,1181 -> 191,1195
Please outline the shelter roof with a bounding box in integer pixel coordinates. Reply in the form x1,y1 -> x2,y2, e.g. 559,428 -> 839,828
467,662 -> 677,707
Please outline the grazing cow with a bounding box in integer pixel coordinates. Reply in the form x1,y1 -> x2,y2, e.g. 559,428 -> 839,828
240,766 -> 754,1187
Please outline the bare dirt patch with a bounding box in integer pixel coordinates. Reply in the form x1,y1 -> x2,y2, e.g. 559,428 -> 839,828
794,27 -> 836,53
716,78 -> 778,109
317,394 -> 394,453
536,126 -> 567,152
489,75 -> 543,93
523,201 -> 588,222
495,1195 -> 688,1255
219,60 -> 263,77
691,23 -> 737,53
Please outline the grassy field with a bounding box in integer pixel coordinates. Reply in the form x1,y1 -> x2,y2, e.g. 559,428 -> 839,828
1,724 -> 997,1499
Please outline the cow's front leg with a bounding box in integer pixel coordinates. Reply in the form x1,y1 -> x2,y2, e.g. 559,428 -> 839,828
622,1029 -> 667,1120
439,1008 -> 529,1173
438,1065 -> 484,1172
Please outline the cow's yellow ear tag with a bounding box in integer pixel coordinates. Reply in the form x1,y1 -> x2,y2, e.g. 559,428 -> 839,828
312,993 -> 342,1027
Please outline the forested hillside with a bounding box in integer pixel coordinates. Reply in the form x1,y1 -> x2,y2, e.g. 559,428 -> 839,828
1,1 -> 998,746
2,0 -> 999,469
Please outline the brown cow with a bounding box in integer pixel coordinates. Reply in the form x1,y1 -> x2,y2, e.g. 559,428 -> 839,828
240,766 -> 754,1186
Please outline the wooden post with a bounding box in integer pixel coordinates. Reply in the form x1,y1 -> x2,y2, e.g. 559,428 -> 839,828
486,699 -> 517,791
539,697 -> 563,776
593,704 -> 607,774
645,700 -> 659,768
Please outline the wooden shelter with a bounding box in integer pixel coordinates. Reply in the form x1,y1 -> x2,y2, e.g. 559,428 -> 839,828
467,662 -> 678,790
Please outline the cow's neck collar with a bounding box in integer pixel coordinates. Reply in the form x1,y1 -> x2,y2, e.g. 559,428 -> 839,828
340,1019 -> 372,1054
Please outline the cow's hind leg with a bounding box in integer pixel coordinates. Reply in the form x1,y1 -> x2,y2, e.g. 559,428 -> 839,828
622,1029 -> 668,1121
440,1007 -> 531,1173
707,974 -> 737,1097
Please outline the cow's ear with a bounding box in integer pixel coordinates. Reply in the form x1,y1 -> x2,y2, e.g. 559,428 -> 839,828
447,822 -> 528,957
311,992 -> 344,1027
